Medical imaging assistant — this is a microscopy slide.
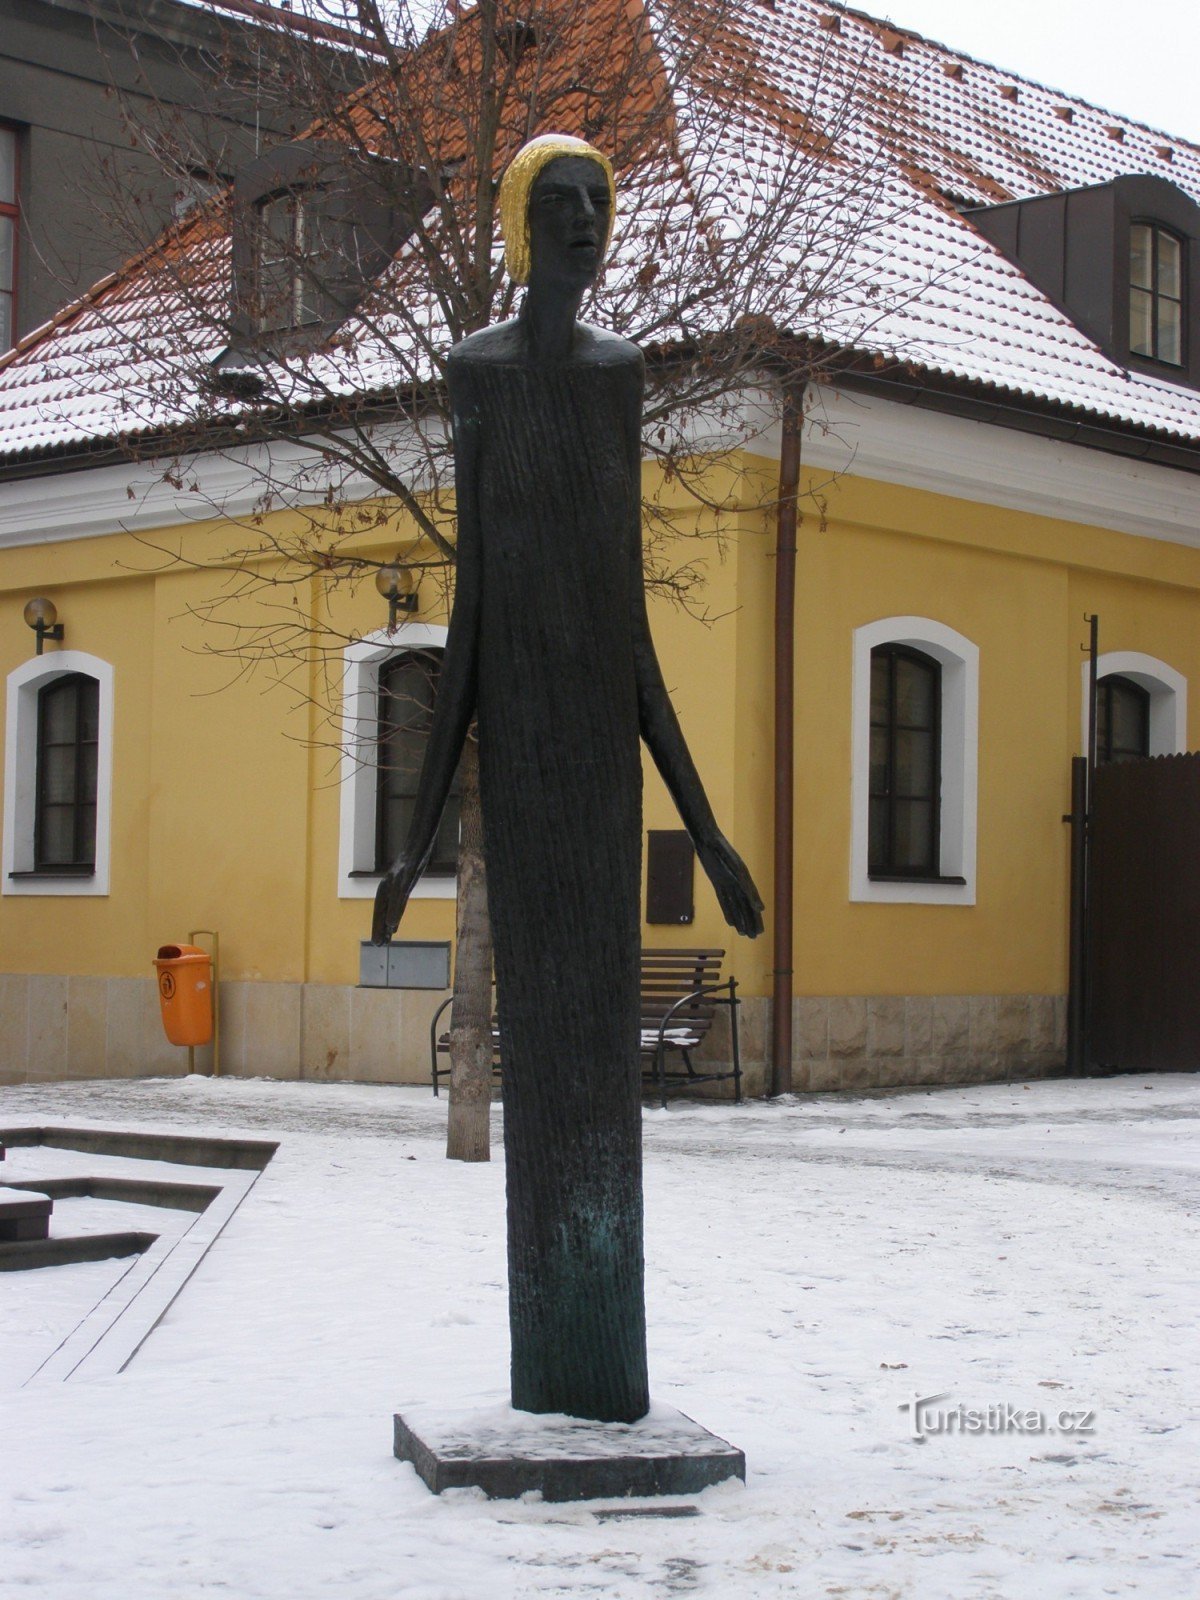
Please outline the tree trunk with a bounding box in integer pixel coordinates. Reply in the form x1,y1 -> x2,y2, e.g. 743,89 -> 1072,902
446,732 -> 494,1162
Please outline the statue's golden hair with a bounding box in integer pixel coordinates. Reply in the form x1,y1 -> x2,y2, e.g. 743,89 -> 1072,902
498,134 -> 616,285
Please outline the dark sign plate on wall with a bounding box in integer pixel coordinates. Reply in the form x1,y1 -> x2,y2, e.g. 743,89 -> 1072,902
646,830 -> 695,925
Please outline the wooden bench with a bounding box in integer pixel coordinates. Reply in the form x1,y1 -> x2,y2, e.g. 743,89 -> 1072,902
429,948 -> 742,1107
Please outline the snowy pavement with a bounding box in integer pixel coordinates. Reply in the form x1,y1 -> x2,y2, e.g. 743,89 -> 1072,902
2,1072 -> 1198,1599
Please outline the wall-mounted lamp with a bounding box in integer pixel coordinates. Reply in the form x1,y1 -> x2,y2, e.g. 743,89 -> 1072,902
375,560 -> 418,632
23,597 -> 64,655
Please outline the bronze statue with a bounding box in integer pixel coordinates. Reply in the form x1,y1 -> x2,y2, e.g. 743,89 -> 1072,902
374,134 -> 762,1424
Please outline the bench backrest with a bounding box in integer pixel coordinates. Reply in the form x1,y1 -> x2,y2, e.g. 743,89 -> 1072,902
639,948 -> 726,1041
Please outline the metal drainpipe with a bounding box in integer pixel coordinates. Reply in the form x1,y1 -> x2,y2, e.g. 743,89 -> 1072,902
770,389 -> 802,1097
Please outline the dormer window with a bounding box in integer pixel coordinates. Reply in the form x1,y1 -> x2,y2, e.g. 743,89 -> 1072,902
1130,223 -> 1184,366
967,175 -> 1200,393
254,189 -> 338,333
217,139 -> 432,366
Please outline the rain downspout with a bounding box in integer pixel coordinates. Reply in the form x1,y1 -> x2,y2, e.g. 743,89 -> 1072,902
770,388 -> 802,1097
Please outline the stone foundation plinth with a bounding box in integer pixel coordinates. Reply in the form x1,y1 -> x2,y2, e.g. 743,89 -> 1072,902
0,974 -> 1065,1093
394,1401 -> 744,1502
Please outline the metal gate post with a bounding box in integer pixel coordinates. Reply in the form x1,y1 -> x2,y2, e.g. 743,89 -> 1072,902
1065,757 -> 1089,1073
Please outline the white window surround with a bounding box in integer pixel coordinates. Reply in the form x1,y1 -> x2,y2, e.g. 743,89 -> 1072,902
3,650 -> 115,897
850,616 -> 979,906
338,624 -> 455,901
1080,651 -> 1187,756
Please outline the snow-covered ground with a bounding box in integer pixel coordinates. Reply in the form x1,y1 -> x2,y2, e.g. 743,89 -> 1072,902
3,1072 -> 1198,1599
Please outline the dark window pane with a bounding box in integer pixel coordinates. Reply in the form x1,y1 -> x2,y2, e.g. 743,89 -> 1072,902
1130,287 -> 1153,356
0,217 -> 13,298
892,800 -> 935,873
1110,686 -> 1145,754
894,655 -> 935,727
79,681 -> 100,742
77,804 -> 97,862
42,745 -> 76,804
0,128 -> 14,207
43,680 -> 77,742
1130,223 -> 1153,290
1158,298 -> 1183,366
79,742 -> 98,798
870,654 -> 889,725
868,795 -> 888,871
1158,232 -> 1182,299
869,726 -> 889,794
1098,675 -> 1149,764
894,728 -> 935,797
40,806 -> 75,864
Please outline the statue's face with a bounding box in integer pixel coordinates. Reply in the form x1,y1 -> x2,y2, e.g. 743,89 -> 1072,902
527,155 -> 612,287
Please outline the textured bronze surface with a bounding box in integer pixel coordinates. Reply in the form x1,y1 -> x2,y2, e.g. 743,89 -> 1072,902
375,140 -> 761,1425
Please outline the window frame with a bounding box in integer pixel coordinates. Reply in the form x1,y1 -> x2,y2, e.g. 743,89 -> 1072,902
1096,673 -> 1151,765
868,643 -> 943,880
374,648 -> 459,878
850,617 -> 979,906
1130,220 -> 1186,369
0,120 -> 19,352
1081,652 -> 1187,760
3,651 -> 114,897
337,624 -> 455,901
33,672 -> 100,872
251,186 -> 336,336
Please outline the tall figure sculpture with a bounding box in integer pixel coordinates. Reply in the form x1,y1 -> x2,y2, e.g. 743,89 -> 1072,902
374,134 -> 762,1424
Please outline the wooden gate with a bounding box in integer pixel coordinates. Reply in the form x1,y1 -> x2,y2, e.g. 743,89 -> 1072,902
1088,753 -> 1200,1071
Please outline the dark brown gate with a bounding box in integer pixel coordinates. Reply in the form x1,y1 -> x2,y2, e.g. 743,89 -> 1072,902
1088,752 -> 1200,1071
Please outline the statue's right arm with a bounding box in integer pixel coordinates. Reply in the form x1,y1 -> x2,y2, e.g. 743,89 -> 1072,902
372,363 -> 482,943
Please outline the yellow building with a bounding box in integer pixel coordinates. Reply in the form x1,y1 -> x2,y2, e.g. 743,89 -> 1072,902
2,0 -> 1200,1090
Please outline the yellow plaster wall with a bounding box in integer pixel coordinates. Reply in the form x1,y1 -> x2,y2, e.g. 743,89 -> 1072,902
784,461 -> 1200,996
4,452 -> 1200,1010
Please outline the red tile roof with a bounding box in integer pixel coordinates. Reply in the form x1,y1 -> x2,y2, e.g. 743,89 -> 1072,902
1,0 -> 1199,469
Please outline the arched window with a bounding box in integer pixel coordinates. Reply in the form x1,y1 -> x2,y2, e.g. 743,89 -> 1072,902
337,623 -> 456,901
1130,223 -> 1184,367
868,645 -> 940,876
4,650 -> 114,897
1097,674 -> 1150,764
1081,652 -> 1187,759
375,651 -> 459,875
851,617 -> 979,905
34,673 -> 99,870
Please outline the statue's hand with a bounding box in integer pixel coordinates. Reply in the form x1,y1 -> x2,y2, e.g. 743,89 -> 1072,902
371,855 -> 423,945
697,835 -> 764,939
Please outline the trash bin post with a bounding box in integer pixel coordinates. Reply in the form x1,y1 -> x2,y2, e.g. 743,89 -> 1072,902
187,929 -> 221,1078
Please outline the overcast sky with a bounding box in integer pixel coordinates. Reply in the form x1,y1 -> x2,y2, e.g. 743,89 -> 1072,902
879,0 -> 1200,144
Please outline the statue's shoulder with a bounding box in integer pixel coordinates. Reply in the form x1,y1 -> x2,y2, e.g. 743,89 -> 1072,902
575,322 -> 643,369
448,322 -> 524,368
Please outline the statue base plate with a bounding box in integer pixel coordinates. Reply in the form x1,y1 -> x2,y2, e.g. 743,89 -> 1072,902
393,1400 -> 745,1502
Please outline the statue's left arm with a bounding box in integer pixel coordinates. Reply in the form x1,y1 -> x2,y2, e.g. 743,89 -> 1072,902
624,358 -> 764,939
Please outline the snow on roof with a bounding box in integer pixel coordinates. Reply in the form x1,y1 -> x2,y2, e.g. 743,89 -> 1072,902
2,0 -> 1200,470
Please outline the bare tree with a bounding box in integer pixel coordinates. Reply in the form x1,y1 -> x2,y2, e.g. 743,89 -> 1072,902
53,0 -> 940,1156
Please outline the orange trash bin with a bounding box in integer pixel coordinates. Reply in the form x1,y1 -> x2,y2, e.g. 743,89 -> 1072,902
154,944 -> 214,1046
